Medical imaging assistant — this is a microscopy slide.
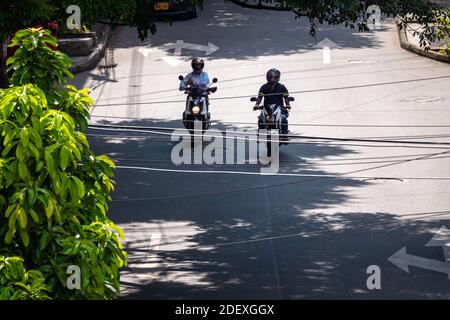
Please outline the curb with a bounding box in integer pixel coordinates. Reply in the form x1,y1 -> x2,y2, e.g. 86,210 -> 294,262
68,25 -> 111,74
394,17 -> 450,64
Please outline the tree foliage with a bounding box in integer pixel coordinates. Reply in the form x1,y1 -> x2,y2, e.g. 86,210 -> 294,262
229,0 -> 450,47
0,256 -> 50,299
0,28 -> 127,299
0,0 -> 54,42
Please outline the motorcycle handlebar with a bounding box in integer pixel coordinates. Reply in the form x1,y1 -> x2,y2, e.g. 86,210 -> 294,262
252,105 -> 291,111
184,87 -> 217,95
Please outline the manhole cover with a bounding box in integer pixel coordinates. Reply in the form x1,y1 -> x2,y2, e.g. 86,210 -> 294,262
403,96 -> 443,103
347,59 -> 381,64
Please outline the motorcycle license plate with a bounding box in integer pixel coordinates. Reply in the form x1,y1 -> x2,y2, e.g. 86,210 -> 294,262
154,2 -> 169,10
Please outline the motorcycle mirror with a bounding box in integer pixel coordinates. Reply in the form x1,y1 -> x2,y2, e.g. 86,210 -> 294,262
212,78 -> 218,83
250,97 -> 257,102
209,87 -> 217,93
288,97 -> 295,102
178,75 -> 184,81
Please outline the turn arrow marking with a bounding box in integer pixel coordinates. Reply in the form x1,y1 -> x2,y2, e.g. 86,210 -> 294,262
179,41 -> 219,56
388,226 -> 450,279
426,226 -> 450,262
388,247 -> 450,278
138,40 -> 219,58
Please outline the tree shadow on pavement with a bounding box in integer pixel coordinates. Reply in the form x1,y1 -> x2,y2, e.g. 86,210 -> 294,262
110,0 -> 389,61
86,117 -> 450,299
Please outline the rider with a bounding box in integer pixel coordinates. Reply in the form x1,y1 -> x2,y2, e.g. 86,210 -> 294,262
179,57 -> 210,92
253,68 -> 291,140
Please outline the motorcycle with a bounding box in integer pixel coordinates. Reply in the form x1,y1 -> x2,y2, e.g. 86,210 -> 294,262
250,96 -> 294,157
179,75 -> 218,133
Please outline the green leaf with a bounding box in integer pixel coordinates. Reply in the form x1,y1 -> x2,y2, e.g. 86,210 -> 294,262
27,189 -> 36,206
2,102 -> 15,119
45,151 -> 55,174
69,176 -> 85,199
53,204 -> 62,224
9,210 -> 17,229
20,230 -> 30,247
5,204 -> 17,218
0,195 -> 5,208
30,129 -> 42,148
36,160 -> 44,172
70,144 -> 81,160
109,224 -> 125,239
2,141 -> 18,157
28,143 -> 40,160
18,161 -> 29,180
29,209 -> 39,223
39,233 -> 50,250
20,127 -> 29,147
18,207 -> 28,229
45,199 -> 54,220
5,228 -> 15,244
97,155 -> 116,169
68,179 -> 79,203
54,113 -> 62,130
60,146 -> 70,170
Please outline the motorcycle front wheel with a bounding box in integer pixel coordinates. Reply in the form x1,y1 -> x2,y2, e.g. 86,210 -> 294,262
190,119 -> 203,148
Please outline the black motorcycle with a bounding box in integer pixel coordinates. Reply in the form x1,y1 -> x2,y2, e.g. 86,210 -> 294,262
250,96 -> 294,157
179,75 -> 218,133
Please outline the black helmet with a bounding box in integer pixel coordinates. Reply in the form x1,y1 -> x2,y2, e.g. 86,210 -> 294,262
191,57 -> 204,74
266,68 -> 280,85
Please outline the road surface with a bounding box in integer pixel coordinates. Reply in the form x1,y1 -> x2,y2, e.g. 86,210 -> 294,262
72,0 -> 450,299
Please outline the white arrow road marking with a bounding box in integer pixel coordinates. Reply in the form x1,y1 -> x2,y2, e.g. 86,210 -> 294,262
388,247 -> 450,279
161,56 -> 185,67
323,47 -> 331,64
426,226 -> 450,262
138,40 -> 219,58
316,38 -> 341,65
180,41 -> 219,56
137,41 -> 219,67
137,46 -> 166,58
169,40 -> 219,56
174,40 -> 183,56
137,47 -> 151,58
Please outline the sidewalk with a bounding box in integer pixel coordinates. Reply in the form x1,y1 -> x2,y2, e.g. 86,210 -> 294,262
67,24 -> 111,74
394,17 -> 450,63
405,23 -> 448,49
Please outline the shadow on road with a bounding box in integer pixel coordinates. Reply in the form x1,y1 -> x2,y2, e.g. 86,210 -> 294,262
86,117 -> 450,299
110,0 -> 389,61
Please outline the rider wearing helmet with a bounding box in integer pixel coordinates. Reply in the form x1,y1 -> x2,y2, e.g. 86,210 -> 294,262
179,57 -> 210,91
254,68 -> 291,138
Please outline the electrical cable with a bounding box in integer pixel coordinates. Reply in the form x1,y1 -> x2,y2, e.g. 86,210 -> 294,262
112,149 -> 450,202
141,210 -> 450,249
92,75 -> 450,107
86,125 -> 450,147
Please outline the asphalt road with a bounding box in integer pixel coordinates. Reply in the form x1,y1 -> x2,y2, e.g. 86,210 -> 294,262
72,0 -> 450,299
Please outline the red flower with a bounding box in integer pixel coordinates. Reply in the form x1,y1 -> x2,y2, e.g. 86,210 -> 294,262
48,21 -> 58,32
